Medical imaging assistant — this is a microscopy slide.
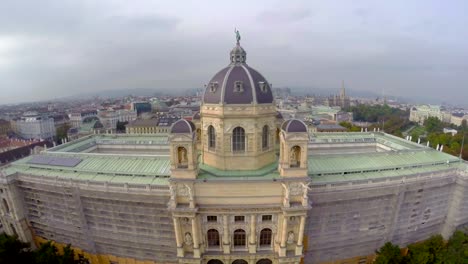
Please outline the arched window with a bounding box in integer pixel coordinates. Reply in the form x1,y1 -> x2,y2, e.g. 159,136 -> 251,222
208,125 -> 216,149
256,259 -> 273,264
232,260 -> 248,264
207,229 -> 220,247
259,228 -> 272,246
233,229 -> 246,246
2,198 -> 9,214
290,146 -> 301,167
262,125 -> 269,150
232,127 -> 245,152
208,260 -> 224,264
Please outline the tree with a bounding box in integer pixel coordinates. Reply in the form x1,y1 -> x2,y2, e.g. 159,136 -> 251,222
0,234 -> 88,264
56,123 -> 71,143
0,234 -> 34,264
441,231 -> 468,264
424,117 -> 443,134
116,121 -> 128,132
375,242 -> 404,264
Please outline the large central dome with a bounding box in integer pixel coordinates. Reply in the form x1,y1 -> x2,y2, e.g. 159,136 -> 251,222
202,41 -> 274,105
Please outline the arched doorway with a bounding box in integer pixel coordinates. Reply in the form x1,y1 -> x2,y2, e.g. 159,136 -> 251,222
207,260 -> 224,264
256,259 -> 273,264
232,260 -> 248,264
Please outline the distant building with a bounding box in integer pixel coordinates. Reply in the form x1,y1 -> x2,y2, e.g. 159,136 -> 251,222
443,128 -> 458,136
0,140 -> 53,165
125,117 -> 177,134
316,124 -> 347,132
450,113 -> 468,127
68,110 -> 98,128
0,119 -> 10,136
68,119 -> 104,140
51,114 -> 69,128
409,105 -> 451,125
16,111 -> 56,140
131,102 -> 152,115
98,109 -> 137,130
322,81 -> 351,109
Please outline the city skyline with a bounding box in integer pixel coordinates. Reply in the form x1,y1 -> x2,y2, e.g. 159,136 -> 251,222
1,0 -> 468,105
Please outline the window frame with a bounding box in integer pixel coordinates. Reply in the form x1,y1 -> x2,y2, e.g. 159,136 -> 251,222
207,215 -> 217,222
232,127 -> 245,153
207,229 -> 220,247
208,125 -> 216,150
234,81 -> 244,93
234,215 -> 245,222
262,125 -> 269,150
259,228 -> 272,246
233,229 -> 246,247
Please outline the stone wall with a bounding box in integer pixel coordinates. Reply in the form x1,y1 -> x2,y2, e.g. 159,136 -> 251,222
305,168 -> 467,263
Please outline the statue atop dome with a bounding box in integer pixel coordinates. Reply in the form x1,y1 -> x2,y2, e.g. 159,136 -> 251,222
234,28 -> 241,44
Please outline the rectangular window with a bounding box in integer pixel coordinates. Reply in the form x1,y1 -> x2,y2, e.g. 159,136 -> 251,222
234,215 -> 245,222
262,215 -> 272,222
207,215 -> 217,222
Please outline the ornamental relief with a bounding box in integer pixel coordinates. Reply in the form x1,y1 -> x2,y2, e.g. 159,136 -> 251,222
203,224 -> 223,233
229,224 -> 250,233
289,182 -> 302,196
257,223 -> 277,233
202,122 -> 222,130
176,184 -> 193,200
225,123 -> 254,133
197,207 -> 281,213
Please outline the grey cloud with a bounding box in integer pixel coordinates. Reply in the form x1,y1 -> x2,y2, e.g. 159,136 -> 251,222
1,1 -> 468,106
256,8 -> 312,24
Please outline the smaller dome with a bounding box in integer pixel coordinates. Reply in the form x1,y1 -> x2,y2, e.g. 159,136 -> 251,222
171,119 -> 196,134
230,44 -> 247,63
281,119 -> 308,133
192,112 -> 200,120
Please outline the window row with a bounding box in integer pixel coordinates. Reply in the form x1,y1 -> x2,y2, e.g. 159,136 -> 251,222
207,228 -> 272,247
207,125 -> 271,152
209,81 -> 269,94
206,215 -> 272,223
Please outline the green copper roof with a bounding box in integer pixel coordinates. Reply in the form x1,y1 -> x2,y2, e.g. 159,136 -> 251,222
1,132 -> 464,186
12,154 -> 171,177
308,149 -> 459,175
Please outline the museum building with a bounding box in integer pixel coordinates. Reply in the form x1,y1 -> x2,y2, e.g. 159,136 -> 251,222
1,39 -> 468,264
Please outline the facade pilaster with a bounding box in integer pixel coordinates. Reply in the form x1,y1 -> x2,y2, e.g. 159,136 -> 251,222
249,214 -> 257,253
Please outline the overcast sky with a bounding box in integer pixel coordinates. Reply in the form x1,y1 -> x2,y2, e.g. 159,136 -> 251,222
1,0 -> 468,105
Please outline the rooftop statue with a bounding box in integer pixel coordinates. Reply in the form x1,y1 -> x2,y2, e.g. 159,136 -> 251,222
234,28 -> 241,44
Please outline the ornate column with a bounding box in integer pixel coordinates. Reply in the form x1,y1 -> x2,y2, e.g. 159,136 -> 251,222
279,215 -> 288,256
222,215 -> 230,253
296,215 -> 306,255
192,217 -> 200,258
173,217 -> 184,257
249,214 -> 256,253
